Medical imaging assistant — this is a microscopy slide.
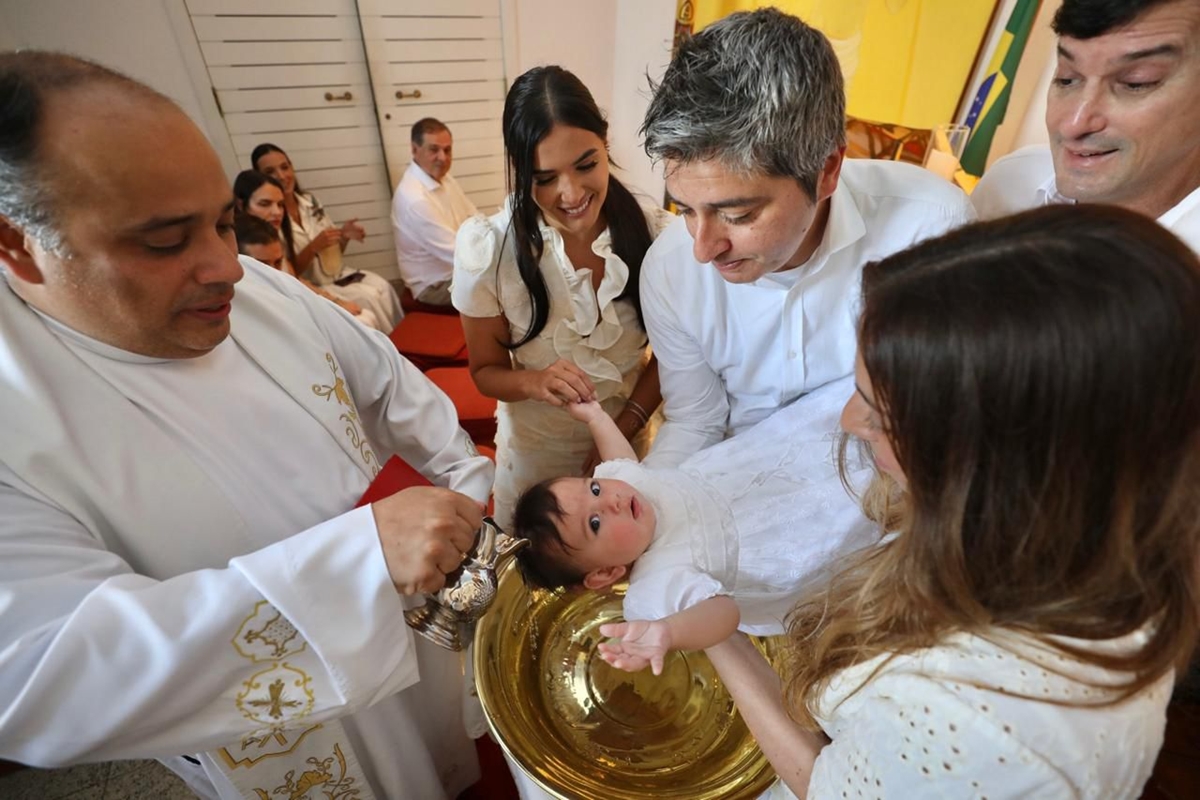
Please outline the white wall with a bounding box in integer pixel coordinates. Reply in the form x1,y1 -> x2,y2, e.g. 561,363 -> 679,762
512,0 -> 618,120
508,0 -> 675,200
0,0 -> 239,175
0,0 -> 676,196
609,0 -> 677,203
988,0 -> 1062,164
0,0 -> 202,120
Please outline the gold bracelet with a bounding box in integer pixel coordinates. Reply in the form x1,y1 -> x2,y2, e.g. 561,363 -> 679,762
624,399 -> 650,424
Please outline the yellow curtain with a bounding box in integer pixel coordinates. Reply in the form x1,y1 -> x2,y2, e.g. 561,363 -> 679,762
691,0 -> 996,129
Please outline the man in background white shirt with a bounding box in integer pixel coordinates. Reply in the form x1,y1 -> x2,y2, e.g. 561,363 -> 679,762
391,118 -> 478,306
971,0 -> 1200,253
639,8 -> 975,468
0,53 -> 492,800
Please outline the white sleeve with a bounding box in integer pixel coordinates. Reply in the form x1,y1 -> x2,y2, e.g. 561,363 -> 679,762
451,215 -> 504,318
969,167 -> 1013,222
280,271 -> 495,505
945,187 -> 978,229
969,147 -> 1050,222
623,564 -> 724,623
0,482 -> 417,766
639,246 -> 729,469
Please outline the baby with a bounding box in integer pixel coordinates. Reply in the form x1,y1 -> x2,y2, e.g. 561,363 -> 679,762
512,379 -> 878,675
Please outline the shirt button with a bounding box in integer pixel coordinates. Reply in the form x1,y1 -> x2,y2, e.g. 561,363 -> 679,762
788,350 -> 797,359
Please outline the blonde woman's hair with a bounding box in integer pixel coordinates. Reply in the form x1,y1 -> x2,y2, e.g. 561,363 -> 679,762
784,205 -> 1200,729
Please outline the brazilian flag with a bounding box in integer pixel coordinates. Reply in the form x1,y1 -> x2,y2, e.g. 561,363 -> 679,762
961,0 -> 1042,176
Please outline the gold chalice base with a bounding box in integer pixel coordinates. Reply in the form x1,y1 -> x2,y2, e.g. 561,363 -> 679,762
474,563 -> 780,799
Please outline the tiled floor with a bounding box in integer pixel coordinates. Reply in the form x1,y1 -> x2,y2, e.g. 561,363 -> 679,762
0,759 -> 197,800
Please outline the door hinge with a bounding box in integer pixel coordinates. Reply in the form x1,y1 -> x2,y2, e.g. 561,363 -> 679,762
211,86 -> 224,117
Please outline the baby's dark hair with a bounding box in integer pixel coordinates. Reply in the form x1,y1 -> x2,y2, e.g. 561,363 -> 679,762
512,478 -> 587,590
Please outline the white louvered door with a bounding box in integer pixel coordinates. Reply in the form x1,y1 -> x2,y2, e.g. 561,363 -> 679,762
185,0 -> 510,279
357,0 -> 508,214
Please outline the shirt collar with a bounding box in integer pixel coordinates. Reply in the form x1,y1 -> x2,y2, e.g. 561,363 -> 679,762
1040,176 -> 1075,207
1159,184 -> 1200,227
1043,177 -> 1200,224
409,161 -> 443,192
30,304 -> 179,364
754,178 -> 865,287
821,177 -> 867,257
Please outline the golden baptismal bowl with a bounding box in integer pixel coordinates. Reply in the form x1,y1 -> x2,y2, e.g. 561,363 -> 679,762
474,563 -> 781,799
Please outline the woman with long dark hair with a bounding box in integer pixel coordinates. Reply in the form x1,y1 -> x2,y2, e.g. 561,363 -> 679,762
232,171 -> 298,265
700,205 -> 1200,798
452,66 -> 672,527
232,170 -> 382,330
252,143 -> 402,330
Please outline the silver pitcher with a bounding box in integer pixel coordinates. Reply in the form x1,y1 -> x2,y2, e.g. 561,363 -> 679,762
404,517 -> 528,651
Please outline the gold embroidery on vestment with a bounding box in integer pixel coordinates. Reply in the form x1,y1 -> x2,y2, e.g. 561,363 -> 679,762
312,352 -> 380,476
251,742 -> 362,800
221,603 -> 325,768
237,663 -> 314,727
218,723 -> 323,769
234,600 -> 307,662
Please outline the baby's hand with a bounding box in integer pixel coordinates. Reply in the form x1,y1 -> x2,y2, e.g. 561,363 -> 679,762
566,399 -> 606,424
597,620 -> 672,676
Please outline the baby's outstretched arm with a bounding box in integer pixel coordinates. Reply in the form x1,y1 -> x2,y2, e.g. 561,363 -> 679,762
568,400 -> 637,462
597,595 -> 740,675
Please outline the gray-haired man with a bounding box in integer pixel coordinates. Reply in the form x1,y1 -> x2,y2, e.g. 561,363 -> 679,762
391,117 -> 478,306
640,8 -> 976,467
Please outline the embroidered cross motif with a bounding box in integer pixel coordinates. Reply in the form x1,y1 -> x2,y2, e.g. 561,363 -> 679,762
247,678 -> 303,720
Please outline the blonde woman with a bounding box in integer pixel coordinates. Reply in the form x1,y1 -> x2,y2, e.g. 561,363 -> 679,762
704,205 -> 1200,798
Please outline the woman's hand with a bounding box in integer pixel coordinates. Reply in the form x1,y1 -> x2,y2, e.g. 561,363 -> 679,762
311,227 -> 343,251
522,359 -> 596,407
340,218 -> 366,242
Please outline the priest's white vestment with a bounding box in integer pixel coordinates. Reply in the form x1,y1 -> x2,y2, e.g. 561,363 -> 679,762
0,257 -> 494,799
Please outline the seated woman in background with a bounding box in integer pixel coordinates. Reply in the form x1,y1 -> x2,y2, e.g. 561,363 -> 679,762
698,205 -> 1200,799
452,65 -> 673,527
251,143 -> 402,330
233,212 -> 382,331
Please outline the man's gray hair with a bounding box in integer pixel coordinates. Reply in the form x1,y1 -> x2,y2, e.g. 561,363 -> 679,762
642,8 -> 846,200
0,51 -> 167,256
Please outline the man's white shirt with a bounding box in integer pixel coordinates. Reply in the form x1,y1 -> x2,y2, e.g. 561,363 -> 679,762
391,161 -> 478,298
972,144 -> 1200,254
641,158 -> 975,468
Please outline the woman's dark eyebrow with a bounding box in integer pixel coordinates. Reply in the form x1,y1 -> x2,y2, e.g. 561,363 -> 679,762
533,148 -> 599,176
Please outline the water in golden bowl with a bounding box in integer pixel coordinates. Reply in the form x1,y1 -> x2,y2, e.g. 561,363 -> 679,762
474,563 -> 780,799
